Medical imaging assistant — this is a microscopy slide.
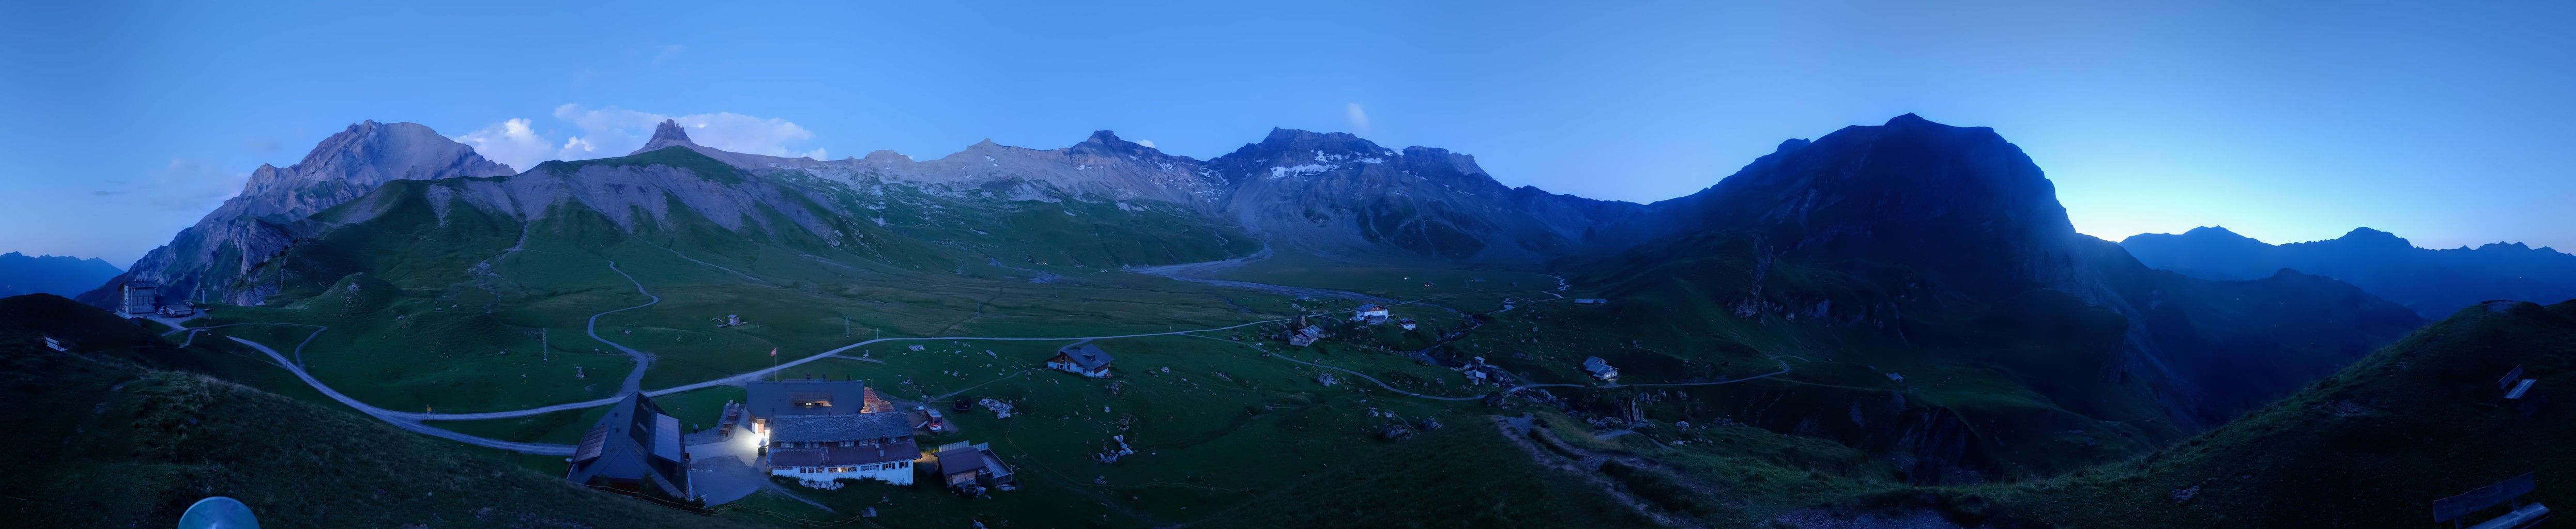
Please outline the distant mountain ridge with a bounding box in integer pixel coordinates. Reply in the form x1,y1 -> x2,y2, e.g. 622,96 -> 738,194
2122,226 -> 2576,317
0,252 -> 120,297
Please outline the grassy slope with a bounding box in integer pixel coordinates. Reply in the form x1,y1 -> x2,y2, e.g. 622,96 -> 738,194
1980,300 -> 2576,527
193,146 -> 1285,414
1542,228 -> 2419,481
0,294 -> 770,529
130,147 -> 1636,526
1193,420 -> 1657,528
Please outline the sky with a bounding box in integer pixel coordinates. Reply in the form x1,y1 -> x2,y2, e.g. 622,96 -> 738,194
3,1 -> 2572,266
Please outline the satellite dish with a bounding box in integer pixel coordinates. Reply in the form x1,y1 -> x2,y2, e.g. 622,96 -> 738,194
175,496 -> 258,529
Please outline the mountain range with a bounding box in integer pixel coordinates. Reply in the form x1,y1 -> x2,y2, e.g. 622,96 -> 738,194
74,114 -> 2435,486
0,252 -> 120,297
2123,226 -> 2576,317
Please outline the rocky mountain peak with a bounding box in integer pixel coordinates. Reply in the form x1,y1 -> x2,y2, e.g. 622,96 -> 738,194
1628,114 -> 2078,299
79,120 -> 512,308
1068,130 -> 1173,160
2335,227 -> 2413,248
630,119 -> 698,155
1247,128 -> 1391,157
241,121 -> 513,205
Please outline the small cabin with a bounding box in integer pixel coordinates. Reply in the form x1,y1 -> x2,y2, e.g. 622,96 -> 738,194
933,442 -> 1016,493
1398,318 -> 1418,331
1285,316 -> 1325,347
1047,344 -> 1115,378
1582,356 -> 1619,381
1288,324 -> 1324,347
1353,304 -> 1390,324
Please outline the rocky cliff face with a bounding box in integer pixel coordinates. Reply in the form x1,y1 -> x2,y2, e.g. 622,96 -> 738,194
664,126 -> 1639,263
1202,129 -> 1642,261
79,121 -> 513,307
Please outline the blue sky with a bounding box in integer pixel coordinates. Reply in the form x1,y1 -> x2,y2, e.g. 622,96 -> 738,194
4,1 -> 2571,265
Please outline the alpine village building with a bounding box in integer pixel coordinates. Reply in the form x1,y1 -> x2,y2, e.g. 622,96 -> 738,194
1046,344 -> 1115,378
743,380 -> 919,485
566,393 -> 693,503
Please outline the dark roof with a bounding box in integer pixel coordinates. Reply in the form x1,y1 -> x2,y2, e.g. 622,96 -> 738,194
769,412 -> 914,443
566,393 -> 690,499
1056,344 -> 1114,370
769,438 -> 919,466
935,446 -> 987,475
1356,304 -> 1383,311
746,380 -> 874,418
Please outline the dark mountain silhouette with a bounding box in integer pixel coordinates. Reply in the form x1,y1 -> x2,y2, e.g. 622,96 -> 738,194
2123,226 -> 2576,317
0,252 -> 121,297
1562,115 -> 2422,481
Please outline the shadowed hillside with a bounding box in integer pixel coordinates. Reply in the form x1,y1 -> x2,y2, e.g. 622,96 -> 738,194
1984,299 -> 2576,527
0,294 -> 768,528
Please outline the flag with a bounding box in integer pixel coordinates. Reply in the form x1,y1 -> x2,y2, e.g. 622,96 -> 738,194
769,348 -> 778,357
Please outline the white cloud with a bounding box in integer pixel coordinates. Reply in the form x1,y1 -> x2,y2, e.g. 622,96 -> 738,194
1345,102 -> 1373,135
454,105 -> 832,169
454,118 -> 553,173
1135,139 -> 1156,148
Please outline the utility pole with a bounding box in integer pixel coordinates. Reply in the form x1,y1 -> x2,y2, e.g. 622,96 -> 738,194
541,328 -> 548,361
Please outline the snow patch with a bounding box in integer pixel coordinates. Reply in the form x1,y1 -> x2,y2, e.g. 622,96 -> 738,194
1268,164 -> 1334,179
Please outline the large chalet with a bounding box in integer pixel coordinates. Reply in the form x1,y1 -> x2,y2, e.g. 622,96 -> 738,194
743,380 -> 919,485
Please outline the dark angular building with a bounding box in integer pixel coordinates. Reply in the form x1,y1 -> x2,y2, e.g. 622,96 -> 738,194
566,393 -> 692,502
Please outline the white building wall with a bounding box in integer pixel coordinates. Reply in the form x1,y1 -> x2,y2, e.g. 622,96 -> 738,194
770,460 -> 916,486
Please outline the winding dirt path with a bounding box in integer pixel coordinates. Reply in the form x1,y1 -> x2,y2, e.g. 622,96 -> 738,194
591,260 -> 660,394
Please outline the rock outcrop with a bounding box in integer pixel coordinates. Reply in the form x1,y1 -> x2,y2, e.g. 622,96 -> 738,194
80,121 -> 513,307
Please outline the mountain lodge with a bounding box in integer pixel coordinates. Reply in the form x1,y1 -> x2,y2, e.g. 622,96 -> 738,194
1047,344 -> 1115,378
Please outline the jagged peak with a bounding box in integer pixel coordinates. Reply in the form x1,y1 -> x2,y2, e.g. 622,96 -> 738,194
298,121 -> 454,166
1068,130 -> 1178,160
628,119 -> 699,156
649,119 -> 691,145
